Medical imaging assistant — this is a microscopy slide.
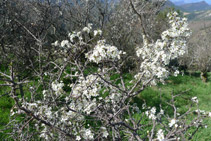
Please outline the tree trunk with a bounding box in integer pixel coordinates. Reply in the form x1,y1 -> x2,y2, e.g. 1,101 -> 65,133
200,71 -> 208,83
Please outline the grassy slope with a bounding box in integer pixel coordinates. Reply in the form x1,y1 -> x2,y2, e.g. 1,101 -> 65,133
0,85 -> 12,139
0,73 -> 211,140
138,72 -> 211,141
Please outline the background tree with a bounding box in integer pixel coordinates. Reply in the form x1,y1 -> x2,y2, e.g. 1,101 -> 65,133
181,23 -> 211,82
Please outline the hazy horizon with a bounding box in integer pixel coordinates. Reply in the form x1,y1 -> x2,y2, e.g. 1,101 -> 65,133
170,0 -> 211,5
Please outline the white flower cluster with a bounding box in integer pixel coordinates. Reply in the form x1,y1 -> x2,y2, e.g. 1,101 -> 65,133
66,74 -> 103,115
81,128 -> 94,140
145,107 -> 157,120
24,102 -> 38,111
82,23 -> 93,33
194,109 -> 211,117
52,31 -> 83,50
100,127 -> 109,138
76,127 -> 108,140
52,23 -> 94,50
144,106 -> 164,121
25,75 -> 104,140
68,31 -> 83,43
71,74 -> 101,99
156,129 -> 165,141
169,118 -> 178,128
51,81 -> 64,96
86,40 -> 125,64
136,11 -> 191,85
191,96 -> 198,103
94,29 -> 102,36
40,125 -> 50,140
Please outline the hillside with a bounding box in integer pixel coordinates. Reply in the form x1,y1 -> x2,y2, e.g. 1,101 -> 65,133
187,10 -> 211,20
180,1 -> 211,12
164,1 -> 211,21
164,0 -> 185,11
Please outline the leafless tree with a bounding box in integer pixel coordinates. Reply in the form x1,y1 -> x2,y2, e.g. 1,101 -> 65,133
184,23 -> 211,82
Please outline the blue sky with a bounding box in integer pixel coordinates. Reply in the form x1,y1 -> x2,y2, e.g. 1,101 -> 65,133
170,0 -> 211,4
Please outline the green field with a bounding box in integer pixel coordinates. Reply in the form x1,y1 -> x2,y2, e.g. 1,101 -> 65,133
0,72 -> 211,140
138,73 -> 211,141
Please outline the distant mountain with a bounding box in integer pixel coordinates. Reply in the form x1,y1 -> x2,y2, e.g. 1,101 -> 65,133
180,1 -> 211,12
164,0 -> 176,7
170,0 -> 211,5
163,0 -> 211,21
164,0 -> 185,11
187,10 -> 211,20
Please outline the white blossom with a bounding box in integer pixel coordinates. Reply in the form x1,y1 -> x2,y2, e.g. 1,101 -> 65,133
82,27 -> 90,33
52,40 -> 59,46
145,107 -> 157,120
136,11 -> 190,85
86,40 -> 125,63
195,109 -> 206,115
174,70 -> 180,76
51,81 -> 64,95
191,97 -> 198,103
76,136 -> 81,141
83,129 -> 94,140
209,112 -> 211,117
61,40 -> 69,47
94,29 -> 102,36
156,129 -> 165,141
82,23 -> 92,33
169,119 -> 177,127
101,127 -> 109,138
